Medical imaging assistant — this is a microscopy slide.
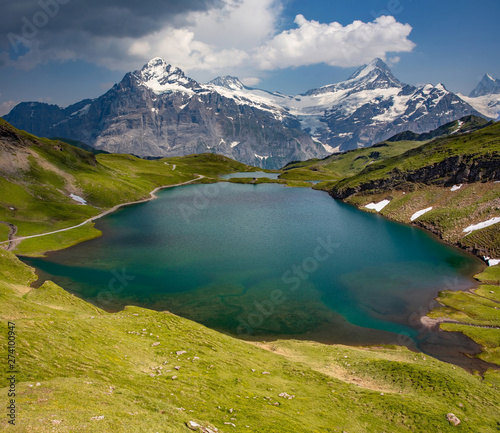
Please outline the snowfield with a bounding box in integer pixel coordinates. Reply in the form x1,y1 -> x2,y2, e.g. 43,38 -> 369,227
69,194 -> 87,205
410,207 -> 433,221
463,217 -> 500,234
365,200 -> 390,212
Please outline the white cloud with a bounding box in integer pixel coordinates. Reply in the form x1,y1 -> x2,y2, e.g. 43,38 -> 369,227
240,77 -> 261,87
0,100 -> 18,116
4,1 -> 415,82
122,0 -> 278,73
253,15 -> 415,70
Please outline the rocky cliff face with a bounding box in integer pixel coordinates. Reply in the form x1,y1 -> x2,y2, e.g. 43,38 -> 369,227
4,59 -> 326,169
330,152 -> 500,200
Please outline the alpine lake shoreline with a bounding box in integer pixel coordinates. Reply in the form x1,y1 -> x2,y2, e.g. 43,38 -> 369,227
11,169 -> 499,373
2,159 -> 500,431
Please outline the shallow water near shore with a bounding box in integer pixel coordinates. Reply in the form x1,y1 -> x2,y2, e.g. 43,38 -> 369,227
24,181 -> 484,366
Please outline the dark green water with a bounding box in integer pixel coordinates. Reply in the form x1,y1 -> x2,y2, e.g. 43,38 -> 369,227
25,182 -> 482,349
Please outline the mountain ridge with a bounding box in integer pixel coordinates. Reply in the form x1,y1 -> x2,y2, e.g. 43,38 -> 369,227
3,57 -> 486,166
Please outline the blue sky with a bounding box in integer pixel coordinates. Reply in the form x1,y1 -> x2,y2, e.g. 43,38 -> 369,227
0,0 -> 499,114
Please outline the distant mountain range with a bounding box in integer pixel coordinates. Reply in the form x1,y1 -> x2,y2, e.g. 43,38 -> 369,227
458,74 -> 500,121
3,58 -> 496,168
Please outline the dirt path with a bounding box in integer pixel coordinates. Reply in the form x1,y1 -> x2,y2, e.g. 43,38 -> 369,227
0,175 -> 205,248
0,221 -> 18,251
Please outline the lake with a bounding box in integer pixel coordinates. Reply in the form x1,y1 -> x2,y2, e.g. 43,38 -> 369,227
24,181 -> 484,365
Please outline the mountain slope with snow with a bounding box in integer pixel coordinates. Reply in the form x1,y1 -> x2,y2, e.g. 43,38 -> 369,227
457,74 -> 500,120
4,59 -> 326,169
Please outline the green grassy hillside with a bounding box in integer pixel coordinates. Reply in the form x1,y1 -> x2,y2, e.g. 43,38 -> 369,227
1,119 -> 500,431
0,119 -> 252,256
1,249 -> 499,432
327,121 -> 500,196
280,140 -> 425,181
427,264 -> 500,366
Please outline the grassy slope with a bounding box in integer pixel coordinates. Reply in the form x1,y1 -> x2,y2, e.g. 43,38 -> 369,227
326,121 -> 500,193
313,122 -> 500,257
1,120 -> 500,430
0,119 -> 252,256
280,140 -> 426,181
1,249 -> 499,432
427,265 -> 500,366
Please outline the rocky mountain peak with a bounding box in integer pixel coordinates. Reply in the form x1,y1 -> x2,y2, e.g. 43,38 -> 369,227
346,57 -> 401,88
208,76 -> 246,91
303,58 -> 402,96
469,73 -> 500,98
133,57 -> 197,95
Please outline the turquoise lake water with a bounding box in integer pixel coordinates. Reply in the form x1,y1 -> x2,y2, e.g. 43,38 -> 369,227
25,181 -> 482,350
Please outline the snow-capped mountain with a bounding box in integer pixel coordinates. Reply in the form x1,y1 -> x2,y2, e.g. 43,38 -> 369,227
4,58 -> 326,168
271,59 -> 483,151
212,58 -> 483,152
4,57 -> 486,165
457,74 -> 500,120
469,74 -> 500,98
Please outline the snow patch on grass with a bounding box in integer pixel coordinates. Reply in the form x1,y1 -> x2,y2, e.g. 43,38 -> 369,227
365,200 -> 390,212
410,207 -> 433,221
463,217 -> 500,234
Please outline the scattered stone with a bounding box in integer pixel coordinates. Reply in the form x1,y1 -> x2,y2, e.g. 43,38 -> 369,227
132,314 -> 139,316
279,392 -> 295,400
262,371 -> 270,375
446,413 -> 461,426
176,407 -> 185,411
251,369 -> 256,372
36,383 -> 41,386
172,376 -> 178,380
224,422 -> 236,427
176,350 -> 187,356
142,329 -> 146,331
458,403 -> 464,408
193,357 -> 200,361
91,416 -> 104,421
175,366 -> 181,371
229,408 -> 233,413
149,374 -> 155,378
187,421 -> 201,431
51,420 -> 62,425
380,393 -> 384,396
151,342 -> 160,347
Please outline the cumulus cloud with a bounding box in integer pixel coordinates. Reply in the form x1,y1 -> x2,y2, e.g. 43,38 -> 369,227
0,99 -> 18,116
240,77 -> 261,87
254,15 -> 415,69
1,0 -> 280,75
0,0 -> 415,80
123,0 -> 279,73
